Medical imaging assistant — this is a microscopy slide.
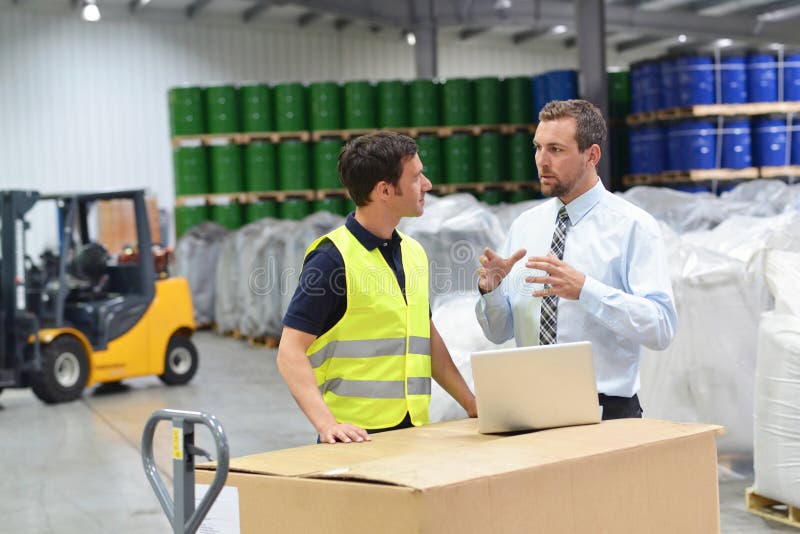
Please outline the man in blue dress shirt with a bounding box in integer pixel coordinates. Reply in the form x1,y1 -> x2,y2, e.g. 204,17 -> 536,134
475,99 -> 677,420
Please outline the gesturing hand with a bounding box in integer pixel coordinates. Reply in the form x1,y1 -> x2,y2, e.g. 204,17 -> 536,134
525,254 -> 585,300
478,247 -> 527,293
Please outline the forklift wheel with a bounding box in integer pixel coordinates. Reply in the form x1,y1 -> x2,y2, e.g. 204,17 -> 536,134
31,336 -> 89,404
159,334 -> 198,386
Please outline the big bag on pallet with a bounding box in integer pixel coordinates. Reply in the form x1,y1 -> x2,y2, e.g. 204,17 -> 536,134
753,312 -> 800,508
174,222 -> 228,325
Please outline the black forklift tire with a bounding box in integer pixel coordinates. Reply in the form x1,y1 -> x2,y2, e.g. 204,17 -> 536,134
31,336 -> 89,404
159,334 -> 198,386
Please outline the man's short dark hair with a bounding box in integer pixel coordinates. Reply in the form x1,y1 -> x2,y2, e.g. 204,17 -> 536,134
538,99 -> 607,152
338,131 -> 418,207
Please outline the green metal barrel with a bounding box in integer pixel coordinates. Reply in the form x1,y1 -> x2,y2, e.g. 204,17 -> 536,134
309,82 -> 342,131
245,200 -> 278,222
313,139 -> 343,189
173,146 -> 209,195
377,80 -> 408,128
507,132 -> 536,182
278,141 -> 311,190
476,132 -> 505,183
211,203 -> 243,230
608,71 -> 631,119
240,83 -> 272,132
206,85 -> 239,134
479,190 -> 504,205
341,197 -> 356,216
274,83 -> 308,132
244,142 -> 277,192
314,197 -> 346,214
415,135 -> 442,184
175,205 -> 209,238
444,134 -> 475,184
168,86 -> 205,136
408,80 -> 439,127
475,77 -> 503,125
279,199 -> 311,220
508,190 -> 537,203
441,78 -> 474,126
210,143 -> 244,193
344,81 -> 376,129
505,77 -> 533,124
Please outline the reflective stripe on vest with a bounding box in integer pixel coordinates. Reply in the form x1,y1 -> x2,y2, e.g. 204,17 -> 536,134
303,225 -> 432,429
319,376 -> 432,398
308,336 -> 431,369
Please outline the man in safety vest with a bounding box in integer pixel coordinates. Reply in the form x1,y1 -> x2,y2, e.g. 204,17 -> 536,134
278,131 -> 477,444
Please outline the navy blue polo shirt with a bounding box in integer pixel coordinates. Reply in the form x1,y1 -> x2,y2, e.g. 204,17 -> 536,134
283,213 -> 406,337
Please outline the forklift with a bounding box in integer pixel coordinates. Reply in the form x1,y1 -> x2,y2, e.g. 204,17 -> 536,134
0,189 -> 198,404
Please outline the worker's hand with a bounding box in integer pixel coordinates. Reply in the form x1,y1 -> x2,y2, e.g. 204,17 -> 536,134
525,254 -> 586,300
464,395 -> 478,418
318,422 -> 371,444
478,248 -> 527,293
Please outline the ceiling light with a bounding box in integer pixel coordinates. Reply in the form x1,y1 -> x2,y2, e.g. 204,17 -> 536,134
677,34 -> 687,43
552,25 -> 567,35
81,0 -> 101,22
493,0 -> 512,10
405,31 -> 416,46
715,38 -> 733,48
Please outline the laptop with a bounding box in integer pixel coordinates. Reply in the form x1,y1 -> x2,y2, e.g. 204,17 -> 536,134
471,341 -> 601,434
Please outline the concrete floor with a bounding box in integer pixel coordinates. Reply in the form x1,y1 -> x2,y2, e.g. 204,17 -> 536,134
0,331 -> 796,533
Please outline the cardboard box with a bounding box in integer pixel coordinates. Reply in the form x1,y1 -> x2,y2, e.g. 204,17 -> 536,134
196,418 -> 723,533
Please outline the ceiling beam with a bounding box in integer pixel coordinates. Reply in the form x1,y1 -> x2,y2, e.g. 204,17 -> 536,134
334,17 -> 352,31
298,11 -> 320,27
614,35 -> 668,53
185,0 -> 213,19
459,27 -> 489,40
511,27 -> 551,45
426,1 -> 800,45
284,0 -> 406,28
242,0 -> 272,23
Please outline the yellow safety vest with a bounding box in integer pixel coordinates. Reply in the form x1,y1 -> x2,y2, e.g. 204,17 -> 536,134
304,225 -> 431,429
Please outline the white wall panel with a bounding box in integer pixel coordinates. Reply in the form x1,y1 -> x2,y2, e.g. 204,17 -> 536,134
1,7 -> 576,247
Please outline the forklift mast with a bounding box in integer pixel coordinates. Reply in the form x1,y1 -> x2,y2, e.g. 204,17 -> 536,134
0,190 -> 41,388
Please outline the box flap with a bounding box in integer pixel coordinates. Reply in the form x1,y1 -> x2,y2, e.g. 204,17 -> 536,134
197,418 -> 500,477
309,419 -> 723,489
199,418 -> 723,490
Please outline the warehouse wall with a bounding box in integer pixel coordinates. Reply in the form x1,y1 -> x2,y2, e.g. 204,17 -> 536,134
0,6 -> 576,248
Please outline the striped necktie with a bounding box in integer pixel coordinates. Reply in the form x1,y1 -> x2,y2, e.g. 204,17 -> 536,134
539,206 -> 570,345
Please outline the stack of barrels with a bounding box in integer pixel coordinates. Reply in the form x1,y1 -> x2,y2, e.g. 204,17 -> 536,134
170,74 -> 582,235
628,48 -> 800,178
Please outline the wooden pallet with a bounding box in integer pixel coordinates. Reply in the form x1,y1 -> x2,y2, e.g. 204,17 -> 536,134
240,130 -> 311,143
217,328 -> 243,340
315,188 -> 349,200
622,174 -> 660,187
746,488 -> 800,529
310,128 -> 377,142
247,189 -> 317,202
195,322 -> 216,331
626,111 -> 659,126
429,180 -> 539,195
247,335 -> 280,348
661,167 -> 759,182
760,165 -> 800,178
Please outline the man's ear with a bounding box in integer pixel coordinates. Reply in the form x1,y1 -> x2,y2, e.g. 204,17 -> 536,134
374,180 -> 392,200
586,144 -> 602,167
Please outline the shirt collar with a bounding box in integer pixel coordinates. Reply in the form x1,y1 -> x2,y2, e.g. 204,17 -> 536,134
557,178 -> 605,225
345,212 -> 402,251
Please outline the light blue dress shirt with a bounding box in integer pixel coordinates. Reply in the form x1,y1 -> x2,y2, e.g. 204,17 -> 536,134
476,179 -> 677,397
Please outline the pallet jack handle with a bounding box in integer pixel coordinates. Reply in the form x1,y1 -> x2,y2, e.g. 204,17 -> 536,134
142,409 -> 229,534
